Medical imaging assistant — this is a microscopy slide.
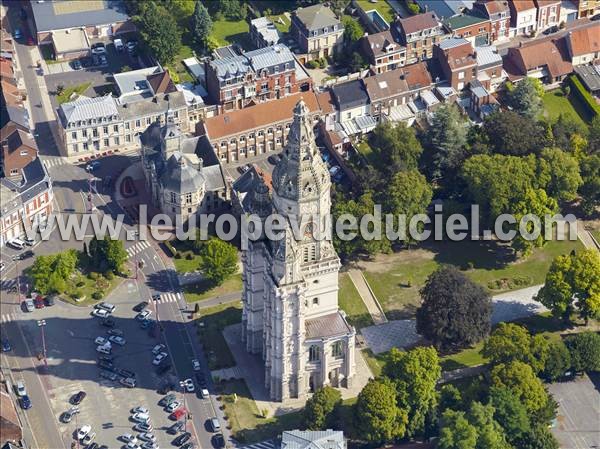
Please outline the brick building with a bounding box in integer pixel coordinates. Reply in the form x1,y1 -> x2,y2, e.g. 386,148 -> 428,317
472,0 -> 511,43
434,38 -> 478,90
360,29 -> 407,74
444,10 -> 492,46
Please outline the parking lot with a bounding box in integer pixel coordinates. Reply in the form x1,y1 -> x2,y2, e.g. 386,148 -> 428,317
11,280 -> 207,449
548,373 -> 600,449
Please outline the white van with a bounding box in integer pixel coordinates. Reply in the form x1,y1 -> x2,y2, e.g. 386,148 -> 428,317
114,38 -> 124,51
7,238 -> 25,250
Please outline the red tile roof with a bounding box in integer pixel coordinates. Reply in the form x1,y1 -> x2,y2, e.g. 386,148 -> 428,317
506,38 -> 573,79
567,23 -> 600,57
511,0 -> 536,12
203,92 -> 322,140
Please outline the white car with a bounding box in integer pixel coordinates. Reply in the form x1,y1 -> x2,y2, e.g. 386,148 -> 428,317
96,345 -> 111,355
109,335 -> 126,346
134,422 -> 153,432
141,442 -> 158,449
200,388 -> 209,399
182,378 -> 195,393
16,381 -> 26,397
136,310 -> 152,320
132,412 -> 150,423
165,401 -> 181,413
126,442 -> 141,449
82,431 -> 96,445
91,308 -> 109,318
138,433 -> 156,443
152,344 -> 165,355
77,425 -> 91,440
192,359 -> 201,371
131,406 -> 149,414
94,336 -> 109,346
152,352 -> 168,366
121,434 -> 138,443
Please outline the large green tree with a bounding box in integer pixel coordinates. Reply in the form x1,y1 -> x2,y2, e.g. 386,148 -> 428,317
536,249 -> 600,323
438,409 -> 478,449
302,386 -> 341,430
565,331 -> 600,373
343,15 -> 363,43
353,378 -> 408,443
490,361 -> 549,416
587,114 -> 600,154
90,235 -> 128,273
507,77 -> 543,118
191,1 -> 212,49
511,188 -> 558,257
537,148 -> 582,203
482,110 -> 547,156
516,425 -> 560,449
135,1 -> 182,65
482,323 -> 550,374
488,386 -> 531,445
384,347 -> 441,436
579,154 -> 600,216
551,113 -> 588,152
541,339 -> 571,381
425,103 -> 468,181
199,238 -> 238,285
417,266 -> 491,350
370,122 -> 423,177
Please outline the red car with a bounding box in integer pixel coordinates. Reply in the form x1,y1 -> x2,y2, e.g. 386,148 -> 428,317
34,296 -> 45,309
169,408 -> 187,421
26,35 -> 35,46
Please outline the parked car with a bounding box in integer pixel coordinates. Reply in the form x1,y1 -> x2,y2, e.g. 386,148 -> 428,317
152,344 -> 166,355
61,406 -> 80,423
34,296 -> 45,309
15,380 -> 26,396
120,434 -> 138,443
114,38 -> 124,51
136,310 -> 152,320
166,401 -> 181,413
140,318 -> 154,329
16,250 -> 34,260
167,421 -> 185,434
134,422 -> 153,433
94,336 -> 109,346
115,367 -> 135,378
20,395 -> 32,410
138,433 -> 156,443
7,238 -> 25,249
200,388 -> 209,399
173,432 -> 191,446
96,345 -> 111,355
107,328 -> 123,336
142,442 -> 158,449
71,390 -> 87,405
131,406 -> 149,414
160,393 -> 177,406
152,352 -> 168,366
543,25 -> 559,35
120,377 -> 136,388
132,412 -> 150,423
100,316 -> 115,328
209,417 -> 221,432
109,335 -> 126,346
126,40 -> 137,53
182,378 -> 195,393
77,425 -> 92,440
13,28 -> 22,39
91,43 -> 106,55
592,13 -> 600,20
133,301 -> 148,312
192,359 -> 201,371
151,294 -> 161,301
96,302 -> 116,313
45,295 -> 56,306
24,237 -> 35,246
169,408 -> 187,420
71,60 -> 82,70
99,54 -> 107,66
99,370 -> 117,381
82,431 -> 96,445
86,160 -> 101,172
24,298 -> 35,312
212,433 -> 225,448
98,354 -> 114,362
98,359 -> 113,370
91,308 -> 109,318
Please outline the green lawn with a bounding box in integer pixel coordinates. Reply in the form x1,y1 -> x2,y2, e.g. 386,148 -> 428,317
339,273 -> 373,329
183,274 -> 242,303
591,230 -> 600,244
542,89 -> 589,126
56,82 -> 91,105
364,239 -> 583,320
440,342 -> 486,371
173,253 -> 202,274
218,379 -> 302,443
355,0 -> 396,22
198,302 -> 242,370
169,44 -> 195,84
55,270 -> 123,306
356,139 -> 375,164
211,18 -> 251,48
268,14 -> 290,33
361,348 -> 385,377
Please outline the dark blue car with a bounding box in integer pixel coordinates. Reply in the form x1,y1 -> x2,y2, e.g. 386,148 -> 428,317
1,339 -> 11,352
20,395 -> 32,410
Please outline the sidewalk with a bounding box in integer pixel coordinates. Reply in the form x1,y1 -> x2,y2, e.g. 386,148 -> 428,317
347,269 -> 388,325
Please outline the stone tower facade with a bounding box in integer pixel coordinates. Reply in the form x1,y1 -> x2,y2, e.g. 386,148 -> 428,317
241,100 -> 356,401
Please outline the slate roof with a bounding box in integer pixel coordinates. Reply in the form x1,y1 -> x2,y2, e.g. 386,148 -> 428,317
5,128 -> 37,154
281,430 -> 345,449
331,79 -> 369,110
60,95 -> 118,125
306,312 -> 353,339
575,64 -> 600,92
363,30 -> 403,59
444,11 -> 488,30
245,45 -> 295,72
159,152 -> 205,195
1,103 -> 29,130
148,70 -> 177,95
415,0 -> 473,19
438,37 -> 470,50
31,0 -> 129,33
398,12 -> 440,35
210,54 -> 252,82
0,157 -> 51,203
294,4 -> 340,31
475,45 -> 503,69
251,17 -> 280,45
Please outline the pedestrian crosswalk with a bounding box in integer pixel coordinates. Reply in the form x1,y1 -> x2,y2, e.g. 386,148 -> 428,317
1,314 -> 14,323
126,240 -> 151,257
42,157 -> 69,169
155,292 -> 181,304
0,279 -> 17,291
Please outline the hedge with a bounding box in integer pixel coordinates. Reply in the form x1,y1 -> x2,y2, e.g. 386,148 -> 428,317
568,74 -> 600,118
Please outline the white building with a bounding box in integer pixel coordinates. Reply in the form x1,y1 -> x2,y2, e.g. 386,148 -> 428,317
240,100 -> 356,401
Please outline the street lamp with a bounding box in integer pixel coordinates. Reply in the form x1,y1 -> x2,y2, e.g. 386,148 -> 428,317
37,319 -> 47,367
